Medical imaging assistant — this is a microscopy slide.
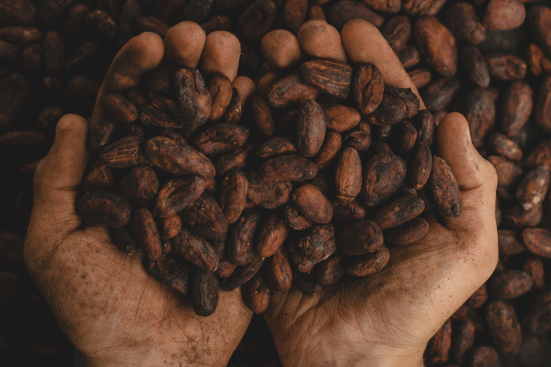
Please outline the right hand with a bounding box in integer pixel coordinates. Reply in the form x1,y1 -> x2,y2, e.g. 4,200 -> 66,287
261,19 -> 499,367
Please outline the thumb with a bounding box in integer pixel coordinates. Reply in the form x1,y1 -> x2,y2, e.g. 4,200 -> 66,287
435,112 -> 498,233
31,114 -> 89,230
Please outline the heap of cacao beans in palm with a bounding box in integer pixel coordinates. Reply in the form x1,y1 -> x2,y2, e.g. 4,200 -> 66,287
76,54 -> 463,316
1,0 -> 551,365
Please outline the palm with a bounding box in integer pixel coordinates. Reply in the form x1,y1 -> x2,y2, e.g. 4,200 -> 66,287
265,129 -> 498,366
26,223 -> 248,364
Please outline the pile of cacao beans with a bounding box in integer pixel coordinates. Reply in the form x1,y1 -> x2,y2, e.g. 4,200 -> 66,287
76,55 -> 462,316
1,0 -> 551,366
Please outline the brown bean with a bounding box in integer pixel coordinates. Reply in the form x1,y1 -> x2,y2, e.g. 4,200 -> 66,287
219,255 -> 264,291
296,100 -> 326,157
335,147 -> 362,201
171,227 -> 219,272
266,73 -> 320,108
258,154 -> 318,182
489,270 -> 533,299
249,94 -> 276,138
361,153 -> 407,208
465,346 -> 500,367
535,74 -> 551,133
486,300 -> 522,354
153,176 -> 206,217
522,227 -> 551,259
157,215 -> 181,240
445,3 -> 487,45
282,203 -> 313,230
265,247 -> 293,291
428,156 -> 463,219
484,54 -> 527,81
345,245 -> 390,277
174,68 -> 211,127
77,190 -> 132,228
145,137 -> 215,179
299,59 -> 353,99
326,1 -> 384,30
461,45 -> 490,88
338,219 -> 383,256
498,229 -> 525,255
314,252 -> 345,285
181,193 -> 228,241
119,166 -> 159,206
256,213 -> 289,257
297,224 -> 336,263
422,76 -> 462,112
109,226 -> 139,254
215,143 -> 255,176
292,183 -> 333,224
256,136 -> 297,159
242,272 -> 270,314
487,133 -> 522,161
220,170 -> 248,225
193,123 -> 249,155
426,319 -> 452,365
192,269 -> 219,317
458,88 -> 495,148
414,16 -> 458,77
246,172 -> 292,209
133,207 -> 162,261
452,320 -> 475,365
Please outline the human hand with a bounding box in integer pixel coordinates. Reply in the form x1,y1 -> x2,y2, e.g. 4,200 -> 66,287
262,20 -> 498,367
24,24 -> 255,367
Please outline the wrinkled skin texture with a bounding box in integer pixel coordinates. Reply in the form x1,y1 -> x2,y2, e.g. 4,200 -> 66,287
264,20 -> 498,367
24,32 -> 251,367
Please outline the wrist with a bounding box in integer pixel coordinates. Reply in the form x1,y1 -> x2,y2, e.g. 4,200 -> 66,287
277,340 -> 425,367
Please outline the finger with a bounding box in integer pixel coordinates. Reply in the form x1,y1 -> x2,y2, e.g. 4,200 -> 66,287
232,76 -> 257,105
90,32 -> 164,149
341,19 -> 425,108
436,112 -> 498,234
297,19 -> 347,62
98,32 -> 164,96
31,114 -> 89,228
257,71 -> 281,97
261,29 -> 303,71
164,21 -> 206,68
199,31 -> 241,81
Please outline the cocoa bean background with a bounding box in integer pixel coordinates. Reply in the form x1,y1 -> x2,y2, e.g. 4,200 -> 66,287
1,0 -> 551,366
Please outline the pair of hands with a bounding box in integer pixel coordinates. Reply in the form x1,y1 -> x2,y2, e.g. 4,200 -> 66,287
24,20 -> 498,367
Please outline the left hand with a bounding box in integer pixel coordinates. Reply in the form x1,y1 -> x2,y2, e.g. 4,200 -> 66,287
24,24 -> 253,367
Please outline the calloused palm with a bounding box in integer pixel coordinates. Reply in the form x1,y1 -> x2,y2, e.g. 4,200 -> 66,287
264,20 -> 498,367
24,28 -> 252,367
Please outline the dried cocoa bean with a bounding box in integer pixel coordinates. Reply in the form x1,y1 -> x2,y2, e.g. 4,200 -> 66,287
77,190 -> 132,228
414,17 -> 458,77
486,300 -> 522,354
428,156 -> 463,219
299,59 -> 353,99
171,227 -> 219,272
338,219 -> 383,256
292,183 -> 333,224
258,154 -> 318,182
361,153 -> 407,207
133,207 -> 162,261
266,73 -> 320,108
192,269 -> 219,317
119,166 -> 159,206
246,172 -> 292,209
489,270 -> 533,299
145,136 -> 215,179
265,247 -> 292,291
256,213 -> 288,258
241,272 -> 270,314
